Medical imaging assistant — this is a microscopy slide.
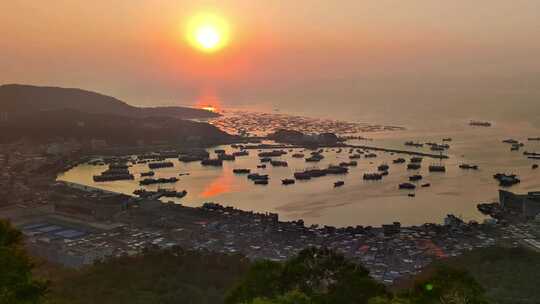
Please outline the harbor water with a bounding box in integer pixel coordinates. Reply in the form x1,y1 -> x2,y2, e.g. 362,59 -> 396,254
58,116 -> 540,227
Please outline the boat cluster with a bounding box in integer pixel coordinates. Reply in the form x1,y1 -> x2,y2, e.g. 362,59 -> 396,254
404,141 -> 423,148
406,157 -> 423,170
524,151 -> 540,160
133,188 -> 187,199
493,173 -> 520,187
93,163 -> 134,182
139,177 -> 179,186
398,175 -> 431,194
148,161 -> 174,169
306,150 -> 325,162
207,110 -> 404,137
201,159 -> 223,166
502,139 -> 525,151
293,165 -> 349,181
395,156 -> 441,194
247,173 -> 270,185
426,142 -> 450,152
177,148 -> 250,167
404,139 -> 451,152
501,138 -> 540,169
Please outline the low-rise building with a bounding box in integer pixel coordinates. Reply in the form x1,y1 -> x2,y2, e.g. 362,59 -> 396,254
500,190 -> 540,218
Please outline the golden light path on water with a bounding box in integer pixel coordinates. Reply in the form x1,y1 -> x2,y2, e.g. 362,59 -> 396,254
58,120 -> 540,227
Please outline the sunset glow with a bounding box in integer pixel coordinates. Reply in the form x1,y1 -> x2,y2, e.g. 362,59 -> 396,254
186,13 -> 230,53
4,2 -> 540,301
202,105 -> 217,112
195,89 -> 222,112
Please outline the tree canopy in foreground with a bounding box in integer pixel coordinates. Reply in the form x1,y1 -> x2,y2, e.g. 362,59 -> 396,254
0,220 -> 47,304
226,247 -> 493,304
225,247 -> 388,304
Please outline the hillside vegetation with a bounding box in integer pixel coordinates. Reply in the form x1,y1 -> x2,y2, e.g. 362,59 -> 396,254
38,247 -> 504,304
43,248 -> 250,304
436,247 -> 540,304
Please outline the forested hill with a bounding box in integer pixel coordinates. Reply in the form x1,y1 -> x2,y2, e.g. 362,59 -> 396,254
0,84 -> 219,120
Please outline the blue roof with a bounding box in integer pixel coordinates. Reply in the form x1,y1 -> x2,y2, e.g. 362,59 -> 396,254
54,229 -> 86,239
36,225 -> 64,233
22,223 -> 50,230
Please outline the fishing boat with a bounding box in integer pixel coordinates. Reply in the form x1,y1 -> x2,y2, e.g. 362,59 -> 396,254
429,165 -> 446,172
363,173 -> 383,180
407,163 -> 421,170
469,120 -> 492,127
334,181 -> 345,187
399,183 -> 416,190
377,164 -> 389,171
409,175 -> 423,181
201,159 -> 223,166
459,164 -> 478,170
282,178 -> 295,185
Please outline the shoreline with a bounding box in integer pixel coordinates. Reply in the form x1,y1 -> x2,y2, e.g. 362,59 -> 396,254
3,139 -> 538,286
18,180 -> 506,284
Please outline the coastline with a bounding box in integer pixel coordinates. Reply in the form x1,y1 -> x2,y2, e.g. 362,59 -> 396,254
3,116 -> 540,286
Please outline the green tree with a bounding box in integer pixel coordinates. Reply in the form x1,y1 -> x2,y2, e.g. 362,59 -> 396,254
250,291 -> 312,304
368,297 -> 413,304
0,220 -> 47,304
225,260 -> 284,304
226,247 -> 387,304
402,266 -> 489,304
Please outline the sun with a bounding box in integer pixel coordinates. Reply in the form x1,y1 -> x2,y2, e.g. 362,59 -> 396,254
196,26 -> 220,49
186,13 -> 230,53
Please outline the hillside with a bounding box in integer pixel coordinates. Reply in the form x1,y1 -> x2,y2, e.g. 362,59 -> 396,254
39,249 -> 250,304
38,247 -> 496,304
0,109 -> 231,144
0,84 -> 219,120
440,247 -> 540,304
395,246 -> 540,304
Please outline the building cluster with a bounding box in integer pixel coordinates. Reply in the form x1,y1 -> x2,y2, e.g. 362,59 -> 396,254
143,203 -> 499,285
23,221 -> 177,268
499,190 -> 540,219
0,142 -> 72,208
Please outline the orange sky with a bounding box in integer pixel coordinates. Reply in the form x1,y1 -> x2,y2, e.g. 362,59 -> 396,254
1,1 -> 540,121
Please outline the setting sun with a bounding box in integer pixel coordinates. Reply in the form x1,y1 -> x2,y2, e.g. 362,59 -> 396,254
202,105 -> 217,112
186,13 -> 230,53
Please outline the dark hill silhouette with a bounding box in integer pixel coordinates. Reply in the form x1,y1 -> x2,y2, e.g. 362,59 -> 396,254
0,84 -> 219,119
0,109 -> 232,145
